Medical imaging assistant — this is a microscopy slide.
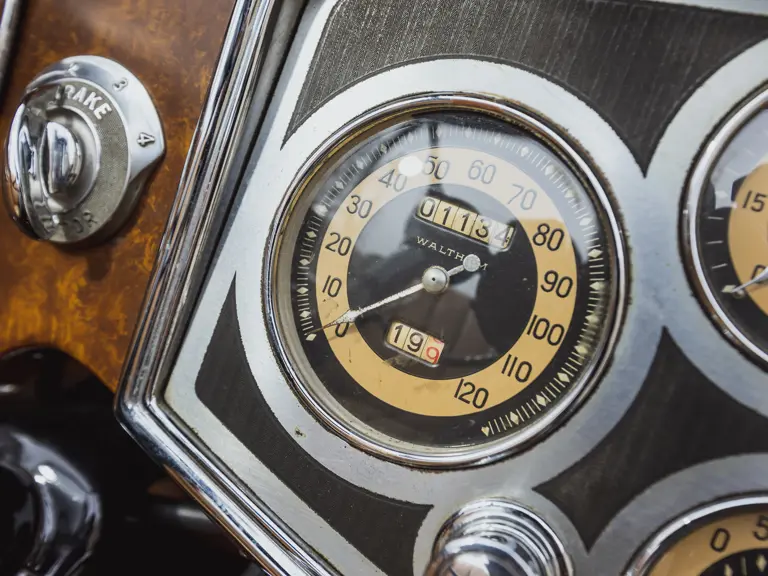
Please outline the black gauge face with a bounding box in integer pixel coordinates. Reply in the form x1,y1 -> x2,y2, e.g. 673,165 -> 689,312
269,102 -> 623,464
637,505 -> 768,576
687,105 -> 768,366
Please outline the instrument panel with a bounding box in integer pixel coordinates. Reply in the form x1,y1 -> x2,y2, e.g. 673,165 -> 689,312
118,0 -> 768,574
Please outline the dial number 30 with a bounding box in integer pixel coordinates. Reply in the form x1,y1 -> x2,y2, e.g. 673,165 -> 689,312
346,195 -> 373,218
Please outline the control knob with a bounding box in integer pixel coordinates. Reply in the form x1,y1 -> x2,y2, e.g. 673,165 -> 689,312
426,500 -> 572,576
3,55 -> 164,244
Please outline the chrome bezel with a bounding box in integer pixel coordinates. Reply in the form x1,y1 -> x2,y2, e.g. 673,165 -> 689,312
115,1 -> 331,574
682,85 -> 768,368
264,92 -> 627,469
625,494 -> 768,575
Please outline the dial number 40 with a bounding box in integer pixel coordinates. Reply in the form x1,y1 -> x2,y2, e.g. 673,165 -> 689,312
378,169 -> 407,191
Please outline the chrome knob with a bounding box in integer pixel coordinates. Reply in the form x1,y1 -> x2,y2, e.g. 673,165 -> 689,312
5,112 -> 88,240
42,120 -> 82,196
2,55 -> 164,244
426,500 -> 572,576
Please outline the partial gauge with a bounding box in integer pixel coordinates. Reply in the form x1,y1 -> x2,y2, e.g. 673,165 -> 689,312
266,95 -> 624,467
684,87 -> 768,367
627,496 -> 768,575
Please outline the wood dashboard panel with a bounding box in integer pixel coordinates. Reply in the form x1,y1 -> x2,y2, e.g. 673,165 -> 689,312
0,0 -> 233,390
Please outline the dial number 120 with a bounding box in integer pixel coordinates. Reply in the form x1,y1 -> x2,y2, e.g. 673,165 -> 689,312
454,378 -> 489,409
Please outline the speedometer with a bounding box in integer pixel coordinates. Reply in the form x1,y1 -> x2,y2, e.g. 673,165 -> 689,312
266,95 -> 624,467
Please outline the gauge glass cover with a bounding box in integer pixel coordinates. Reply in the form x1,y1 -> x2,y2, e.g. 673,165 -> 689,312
685,89 -> 768,367
267,98 -> 623,466
629,497 -> 768,575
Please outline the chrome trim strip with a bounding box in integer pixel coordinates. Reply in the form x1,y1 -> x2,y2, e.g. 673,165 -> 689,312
0,0 -> 23,97
116,1 -> 330,574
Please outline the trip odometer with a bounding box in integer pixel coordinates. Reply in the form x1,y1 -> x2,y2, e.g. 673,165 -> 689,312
267,96 -> 624,467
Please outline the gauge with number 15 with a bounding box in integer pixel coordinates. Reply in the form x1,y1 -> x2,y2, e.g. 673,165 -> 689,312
685,86 -> 768,368
266,95 -> 625,467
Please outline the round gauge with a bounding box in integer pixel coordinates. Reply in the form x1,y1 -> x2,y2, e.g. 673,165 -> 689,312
266,95 -> 624,467
684,87 -> 768,366
628,496 -> 768,575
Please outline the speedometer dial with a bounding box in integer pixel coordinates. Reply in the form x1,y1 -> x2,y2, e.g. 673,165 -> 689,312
267,96 -> 624,467
685,87 -> 768,367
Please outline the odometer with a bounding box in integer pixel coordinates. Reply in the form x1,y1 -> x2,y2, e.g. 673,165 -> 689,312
267,96 -> 624,467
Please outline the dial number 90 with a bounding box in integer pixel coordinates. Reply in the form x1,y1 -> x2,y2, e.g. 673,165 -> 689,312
541,270 -> 574,299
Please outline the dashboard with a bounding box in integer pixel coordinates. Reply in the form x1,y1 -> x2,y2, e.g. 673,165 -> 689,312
118,0 -> 768,574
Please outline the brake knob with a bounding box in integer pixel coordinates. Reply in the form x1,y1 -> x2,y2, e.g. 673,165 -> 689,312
3,55 -> 164,244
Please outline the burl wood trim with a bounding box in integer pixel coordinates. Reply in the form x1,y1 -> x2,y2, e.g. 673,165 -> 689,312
0,0 -> 234,390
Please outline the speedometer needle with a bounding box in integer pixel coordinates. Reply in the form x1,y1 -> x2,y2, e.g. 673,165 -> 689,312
312,253 -> 482,333
724,266 -> 768,295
